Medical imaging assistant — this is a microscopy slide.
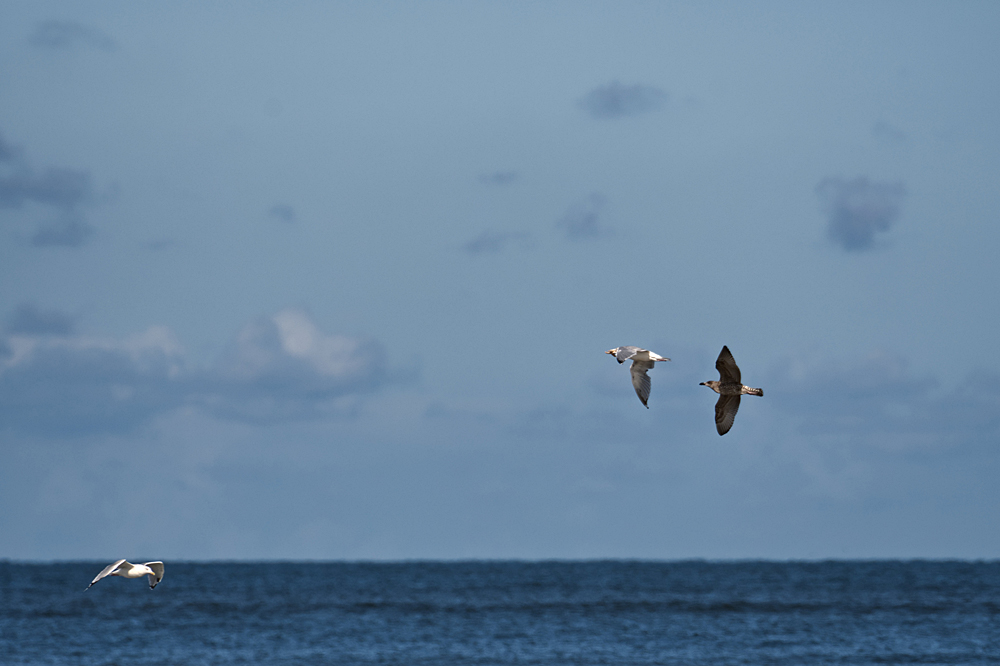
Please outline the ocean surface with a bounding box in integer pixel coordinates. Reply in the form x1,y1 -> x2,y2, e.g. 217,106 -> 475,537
1,560 -> 998,665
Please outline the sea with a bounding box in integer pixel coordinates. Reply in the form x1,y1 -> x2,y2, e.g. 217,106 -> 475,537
1,560 -> 998,665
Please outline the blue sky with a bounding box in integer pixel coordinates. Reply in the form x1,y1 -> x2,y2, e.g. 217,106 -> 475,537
1,1 -> 999,560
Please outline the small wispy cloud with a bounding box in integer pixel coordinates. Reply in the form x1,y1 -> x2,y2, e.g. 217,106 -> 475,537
463,230 -> 531,255
0,131 -> 98,246
28,20 -> 116,51
556,193 -> 608,240
872,120 -> 907,144
578,81 -> 667,119
0,163 -> 93,211
5,303 -> 75,336
477,171 -> 518,186
145,238 -> 181,252
0,135 -> 19,162
268,203 -> 296,223
815,176 -> 905,252
30,216 -> 94,247
765,349 -> 1000,448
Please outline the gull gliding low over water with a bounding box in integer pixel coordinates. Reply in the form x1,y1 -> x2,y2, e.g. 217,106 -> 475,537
87,560 -> 164,590
700,345 -> 763,435
606,346 -> 671,408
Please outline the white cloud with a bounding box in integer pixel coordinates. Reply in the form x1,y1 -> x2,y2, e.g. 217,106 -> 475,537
0,307 -> 390,435
0,325 -> 186,435
201,309 -> 387,422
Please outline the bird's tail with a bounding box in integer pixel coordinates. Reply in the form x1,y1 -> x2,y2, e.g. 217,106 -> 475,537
745,387 -> 763,397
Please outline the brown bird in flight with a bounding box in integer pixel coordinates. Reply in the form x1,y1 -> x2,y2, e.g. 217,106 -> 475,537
700,346 -> 763,435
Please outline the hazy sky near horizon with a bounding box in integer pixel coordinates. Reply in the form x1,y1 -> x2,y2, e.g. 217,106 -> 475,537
2,1 -> 999,560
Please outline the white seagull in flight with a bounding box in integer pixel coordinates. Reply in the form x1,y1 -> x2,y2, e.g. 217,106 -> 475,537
87,560 -> 164,590
606,346 -> 671,408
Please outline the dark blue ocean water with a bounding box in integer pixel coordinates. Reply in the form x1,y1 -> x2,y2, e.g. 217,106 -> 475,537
1,560 -> 998,665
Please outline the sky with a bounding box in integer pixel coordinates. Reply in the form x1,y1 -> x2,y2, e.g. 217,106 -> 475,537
1,1 -> 999,561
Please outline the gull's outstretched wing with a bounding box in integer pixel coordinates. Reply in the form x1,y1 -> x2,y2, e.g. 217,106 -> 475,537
144,562 -> 164,589
615,346 -> 643,363
630,360 -> 654,408
715,394 -> 741,435
87,559 -> 126,590
716,346 -> 741,385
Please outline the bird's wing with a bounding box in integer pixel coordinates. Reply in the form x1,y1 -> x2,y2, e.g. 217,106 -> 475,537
716,346 -> 741,384
630,360 -> 654,408
87,559 -> 126,589
715,394 -> 741,435
144,562 -> 164,589
616,346 -> 643,362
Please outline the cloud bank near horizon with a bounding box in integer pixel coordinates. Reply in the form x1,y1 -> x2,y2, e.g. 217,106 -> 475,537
0,307 -> 392,435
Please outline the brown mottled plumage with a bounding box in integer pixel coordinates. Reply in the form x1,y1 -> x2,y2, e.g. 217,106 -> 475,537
700,346 -> 763,435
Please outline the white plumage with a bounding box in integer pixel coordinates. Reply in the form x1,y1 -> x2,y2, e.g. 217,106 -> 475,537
87,559 -> 164,590
606,346 -> 671,408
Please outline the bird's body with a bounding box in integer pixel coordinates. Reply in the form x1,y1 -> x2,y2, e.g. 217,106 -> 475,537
700,346 -> 762,435
606,346 -> 671,408
700,380 -> 760,396
87,559 -> 164,590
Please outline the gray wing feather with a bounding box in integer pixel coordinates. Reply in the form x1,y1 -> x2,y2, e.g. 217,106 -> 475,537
615,346 -> 642,363
630,360 -> 654,408
715,394 -> 741,435
716,346 -> 741,384
87,559 -> 126,589
144,561 -> 164,589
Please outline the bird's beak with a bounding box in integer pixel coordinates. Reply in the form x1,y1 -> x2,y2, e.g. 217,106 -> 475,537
699,382 -> 705,385
605,350 -> 614,355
